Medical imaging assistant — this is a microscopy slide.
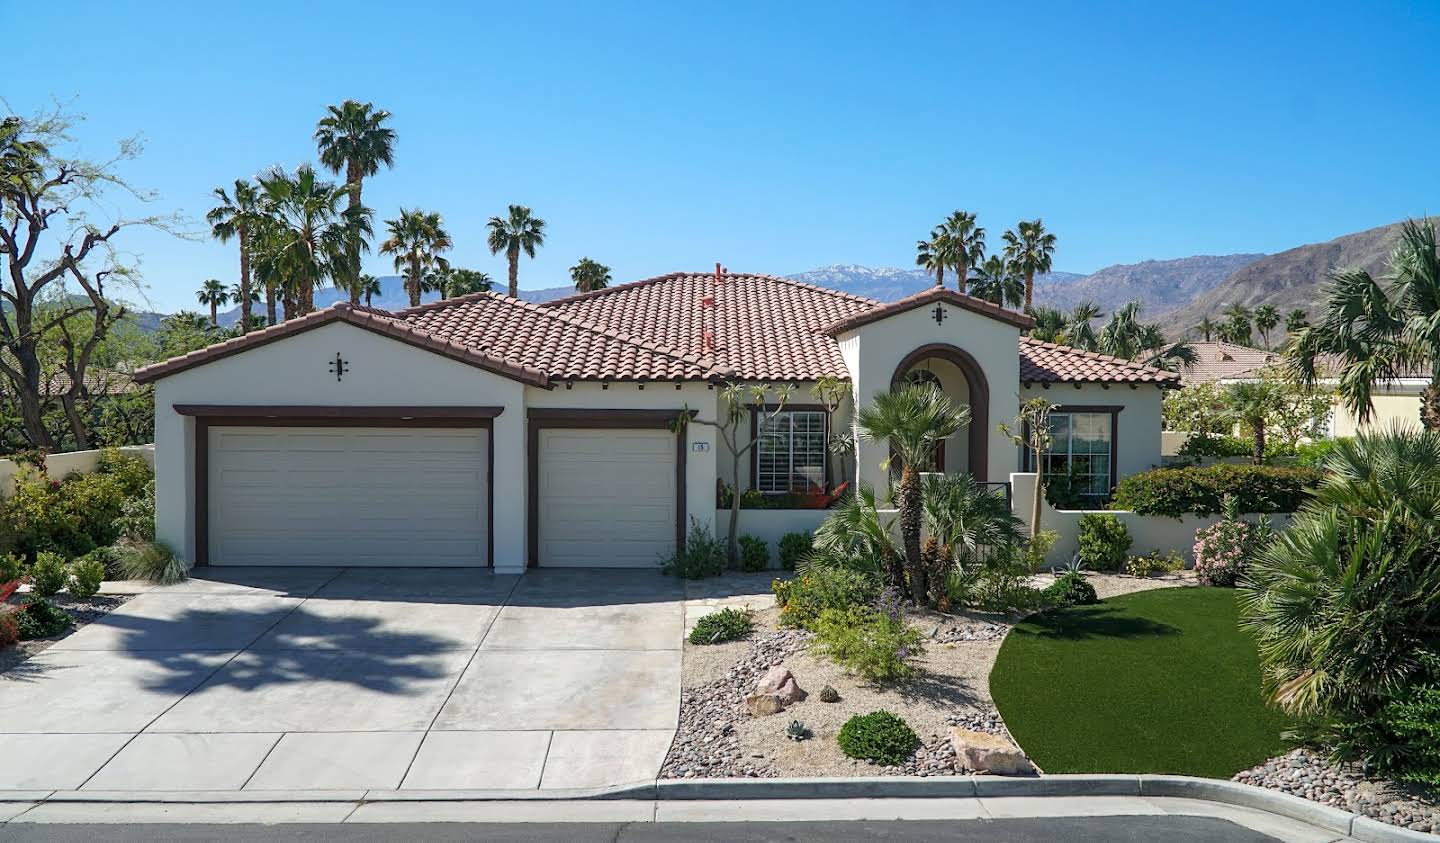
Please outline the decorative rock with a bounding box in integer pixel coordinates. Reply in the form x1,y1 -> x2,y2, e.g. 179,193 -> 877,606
949,727 -> 1034,775
745,691 -> 785,716
819,685 -> 840,703
754,665 -> 807,705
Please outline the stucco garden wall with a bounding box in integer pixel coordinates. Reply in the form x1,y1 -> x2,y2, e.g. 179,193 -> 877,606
0,445 -> 154,496
153,321 -> 528,570
714,507 -> 831,567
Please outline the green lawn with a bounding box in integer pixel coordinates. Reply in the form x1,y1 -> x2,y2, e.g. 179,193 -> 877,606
990,587 -> 1292,779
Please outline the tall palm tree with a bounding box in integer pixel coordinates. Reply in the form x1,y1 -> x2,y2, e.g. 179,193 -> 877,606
915,225 -> 951,288
970,255 -> 1024,308
247,215 -> 285,324
448,268 -> 492,296
855,383 -> 969,606
256,164 -> 372,316
196,279 -> 229,327
1285,309 -> 1309,334
358,273 -> 382,308
1221,303 -> 1254,346
380,209 -> 453,308
1253,304 -> 1280,349
936,211 -> 986,293
1002,219 -> 1057,312
1194,316 -> 1217,342
487,205 -> 546,298
569,257 -> 612,292
1095,300 -> 1197,371
228,281 -> 260,327
206,178 -> 266,334
315,100 -> 396,305
1289,218 -> 1440,429
1225,380 -> 1284,465
421,263 -> 454,299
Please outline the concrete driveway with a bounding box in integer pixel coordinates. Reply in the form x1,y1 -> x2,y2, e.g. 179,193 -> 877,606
0,568 -> 683,794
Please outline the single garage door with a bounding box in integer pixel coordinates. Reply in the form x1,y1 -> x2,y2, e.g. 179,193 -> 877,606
536,428 -> 676,567
208,426 -> 488,566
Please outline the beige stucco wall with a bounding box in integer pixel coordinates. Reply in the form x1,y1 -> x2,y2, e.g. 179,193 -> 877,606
1331,393 -> 1421,437
836,302 -> 1022,489
1019,382 -> 1167,485
0,445 -> 154,496
153,322 -> 528,570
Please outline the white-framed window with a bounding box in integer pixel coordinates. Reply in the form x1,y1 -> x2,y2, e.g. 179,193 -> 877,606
756,410 -> 828,493
1023,410 -> 1115,503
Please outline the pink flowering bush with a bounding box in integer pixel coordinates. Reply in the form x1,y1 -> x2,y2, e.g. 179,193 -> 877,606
1193,520 -> 1254,586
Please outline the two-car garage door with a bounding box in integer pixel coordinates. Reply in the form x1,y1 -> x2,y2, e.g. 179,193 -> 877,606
208,426 -> 488,566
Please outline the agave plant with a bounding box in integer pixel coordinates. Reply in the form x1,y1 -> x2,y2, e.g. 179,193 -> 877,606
785,720 -> 811,741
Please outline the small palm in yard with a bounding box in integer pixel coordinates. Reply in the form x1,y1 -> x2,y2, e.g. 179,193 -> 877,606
1224,380 -> 1285,465
855,383 -> 968,606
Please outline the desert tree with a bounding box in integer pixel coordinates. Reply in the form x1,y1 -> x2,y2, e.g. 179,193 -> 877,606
998,397 -> 1058,539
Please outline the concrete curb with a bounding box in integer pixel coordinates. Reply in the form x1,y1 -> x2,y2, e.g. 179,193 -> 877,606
2,775 -> 1431,839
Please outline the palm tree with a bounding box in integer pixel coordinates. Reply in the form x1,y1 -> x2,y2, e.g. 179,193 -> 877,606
1194,316 -> 1217,342
447,268 -> 492,296
1002,219 -> 1057,312
1027,305 -> 1070,345
247,216 -> 285,324
380,209 -> 453,308
1289,218 -> 1440,429
1285,309 -> 1309,334
1253,304 -> 1280,349
228,280 -> 260,325
936,211 -> 985,293
1095,300 -> 1197,371
315,100 -> 396,305
1220,303 -> 1254,346
569,257 -> 611,293
421,263 -> 454,299
206,178 -> 266,334
487,205 -> 546,298
970,255 -> 1024,308
256,163 -> 372,316
358,273 -> 383,308
1225,380 -> 1284,465
196,279 -> 229,327
855,383 -> 969,606
914,225 -> 952,288
920,474 -> 1023,604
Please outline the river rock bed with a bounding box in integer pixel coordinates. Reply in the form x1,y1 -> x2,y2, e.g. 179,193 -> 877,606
1234,748 -> 1439,835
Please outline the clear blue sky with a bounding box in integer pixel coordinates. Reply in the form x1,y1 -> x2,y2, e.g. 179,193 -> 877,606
10,0 -> 1440,313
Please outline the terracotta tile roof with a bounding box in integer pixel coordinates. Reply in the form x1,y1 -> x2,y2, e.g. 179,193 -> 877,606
542,271 -> 877,381
397,292 -> 727,382
1175,341 -> 1281,384
133,303 -> 552,387
1019,337 -> 1182,386
41,368 -> 140,396
821,286 -> 1036,335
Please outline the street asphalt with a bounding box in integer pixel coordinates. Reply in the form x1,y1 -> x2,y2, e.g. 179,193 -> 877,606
0,816 -> 1284,842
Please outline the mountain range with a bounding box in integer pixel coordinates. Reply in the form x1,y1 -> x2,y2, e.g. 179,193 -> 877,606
193,217 -> 1418,342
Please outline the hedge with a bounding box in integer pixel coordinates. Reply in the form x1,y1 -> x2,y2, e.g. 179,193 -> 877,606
1110,464 -> 1321,517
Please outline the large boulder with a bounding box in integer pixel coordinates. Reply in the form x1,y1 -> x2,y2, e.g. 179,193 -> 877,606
745,692 -> 785,717
755,666 -> 807,705
949,727 -> 1035,775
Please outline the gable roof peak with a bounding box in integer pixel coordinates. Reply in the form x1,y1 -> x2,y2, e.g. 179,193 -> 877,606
822,286 -> 1035,336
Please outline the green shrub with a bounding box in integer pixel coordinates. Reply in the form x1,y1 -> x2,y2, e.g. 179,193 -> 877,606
1178,433 -> 1253,460
737,534 -> 769,572
96,449 -> 153,498
58,471 -> 129,549
661,519 -> 726,579
0,552 -> 22,585
113,479 -> 156,542
687,608 -> 754,645
1112,464 -> 1320,517
1292,438 -> 1346,469
1076,514 -> 1131,571
29,551 -> 69,597
0,611 -> 18,648
1125,549 -> 1185,578
813,604 -> 924,682
778,532 -> 811,571
116,541 -> 188,585
69,558 -> 106,599
79,546 -> 125,580
837,710 -> 919,765
773,567 -> 881,629
1042,571 -> 1097,606
16,597 -> 71,640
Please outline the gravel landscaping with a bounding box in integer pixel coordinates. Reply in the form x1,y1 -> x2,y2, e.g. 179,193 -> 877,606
665,572 -> 1194,779
1234,748 -> 1439,836
0,592 -> 132,675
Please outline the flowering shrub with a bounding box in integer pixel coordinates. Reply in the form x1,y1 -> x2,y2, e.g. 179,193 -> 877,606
812,588 -> 924,682
1193,520 -> 1258,587
773,567 -> 880,629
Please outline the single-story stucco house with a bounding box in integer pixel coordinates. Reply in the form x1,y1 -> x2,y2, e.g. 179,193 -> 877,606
133,270 -> 1179,573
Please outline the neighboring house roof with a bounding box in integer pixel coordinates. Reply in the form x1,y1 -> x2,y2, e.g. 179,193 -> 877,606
1020,337 -> 1182,386
41,368 -> 140,396
397,292 -> 727,382
821,286 -> 1036,335
1176,341 -> 1281,384
541,271 -> 875,381
132,303 -> 553,387
135,272 -> 1180,388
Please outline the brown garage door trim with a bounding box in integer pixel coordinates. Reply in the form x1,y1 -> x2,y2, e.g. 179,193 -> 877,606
527,408 -> 693,568
188,406 -> 501,567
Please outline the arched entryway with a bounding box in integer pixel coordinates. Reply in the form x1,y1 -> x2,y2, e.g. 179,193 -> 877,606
891,343 -> 990,480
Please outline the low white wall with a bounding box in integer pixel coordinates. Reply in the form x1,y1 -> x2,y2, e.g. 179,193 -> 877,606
715,507 -> 832,568
1011,472 -> 1291,566
0,445 -> 155,496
